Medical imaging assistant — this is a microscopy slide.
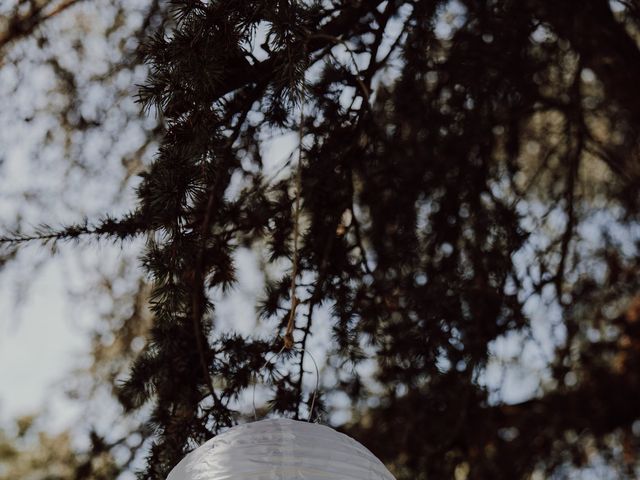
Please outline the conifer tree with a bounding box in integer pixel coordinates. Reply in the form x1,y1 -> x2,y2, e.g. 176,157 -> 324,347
3,1 -> 640,479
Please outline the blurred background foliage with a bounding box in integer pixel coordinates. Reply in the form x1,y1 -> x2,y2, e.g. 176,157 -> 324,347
1,0 -> 640,479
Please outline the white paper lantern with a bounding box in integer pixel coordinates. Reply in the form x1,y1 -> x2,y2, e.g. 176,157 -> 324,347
167,418 -> 396,480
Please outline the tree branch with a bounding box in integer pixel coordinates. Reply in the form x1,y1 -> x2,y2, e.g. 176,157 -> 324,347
0,0 -> 86,53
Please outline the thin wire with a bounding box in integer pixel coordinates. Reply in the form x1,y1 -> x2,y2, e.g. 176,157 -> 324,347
305,349 -> 320,422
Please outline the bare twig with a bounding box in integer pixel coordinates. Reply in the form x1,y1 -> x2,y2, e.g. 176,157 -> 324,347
0,0 -> 86,53
284,106 -> 304,350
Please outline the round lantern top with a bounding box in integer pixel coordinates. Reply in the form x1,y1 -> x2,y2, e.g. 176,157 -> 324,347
167,417 -> 396,480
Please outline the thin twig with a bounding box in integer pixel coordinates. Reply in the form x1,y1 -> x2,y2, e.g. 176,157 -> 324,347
555,64 -> 585,303
284,105 -> 304,349
0,0 -> 85,52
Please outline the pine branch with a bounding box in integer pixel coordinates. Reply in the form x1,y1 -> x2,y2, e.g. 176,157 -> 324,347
0,213 -> 148,246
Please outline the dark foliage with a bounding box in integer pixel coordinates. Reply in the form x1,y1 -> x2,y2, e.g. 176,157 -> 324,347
4,0 -> 640,478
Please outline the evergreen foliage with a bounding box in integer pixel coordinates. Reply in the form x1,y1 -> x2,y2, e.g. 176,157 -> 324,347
3,0 -> 640,479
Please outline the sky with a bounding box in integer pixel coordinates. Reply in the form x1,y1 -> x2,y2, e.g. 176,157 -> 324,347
0,256 -> 78,426
0,0 -> 151,435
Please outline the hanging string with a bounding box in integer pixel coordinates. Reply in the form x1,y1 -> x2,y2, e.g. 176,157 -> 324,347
283,105 -> 304,350
305,348 -> 320,421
